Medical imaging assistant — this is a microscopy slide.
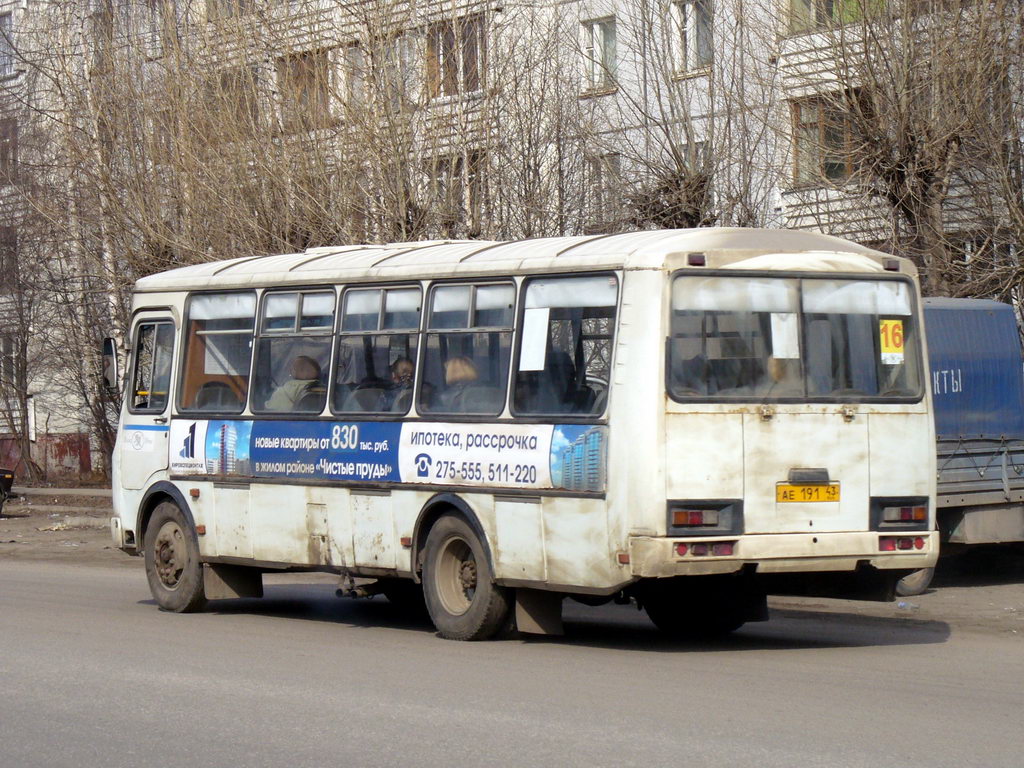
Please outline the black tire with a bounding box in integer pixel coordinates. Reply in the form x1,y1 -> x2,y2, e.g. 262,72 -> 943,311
144,501 -> 207,613
422,513 -> 510,640
378,578 -> 429,618
895,567 -> 935,597
641,580 -> 751,638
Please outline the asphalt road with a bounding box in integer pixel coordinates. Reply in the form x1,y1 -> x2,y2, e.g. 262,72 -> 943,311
1,560 -> 1021,768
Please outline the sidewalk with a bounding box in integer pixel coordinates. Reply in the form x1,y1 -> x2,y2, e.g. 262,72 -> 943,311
5,486 -> 112,517
12,486 -> 111,498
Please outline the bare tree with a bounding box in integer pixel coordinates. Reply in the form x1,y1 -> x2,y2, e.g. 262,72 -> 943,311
779,0 -> 1018,295
571,0 -> 785,231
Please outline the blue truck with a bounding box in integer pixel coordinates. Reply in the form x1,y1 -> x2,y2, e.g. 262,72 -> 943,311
903,298 -> 1024,594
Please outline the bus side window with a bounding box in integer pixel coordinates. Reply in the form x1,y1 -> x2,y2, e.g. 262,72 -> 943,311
129,321 -> 175,413
513,275 -> 618,416
333,287 -> 421,415
179,292 -> 257,414
419,283 -> 514,416
251,290 -> 335,414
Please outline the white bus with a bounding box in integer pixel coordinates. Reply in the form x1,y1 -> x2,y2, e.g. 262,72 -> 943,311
109,228 -> 937,640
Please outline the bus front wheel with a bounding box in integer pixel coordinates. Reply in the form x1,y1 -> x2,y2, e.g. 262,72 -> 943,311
144,501 -> 207,613
422,513 -> 510,640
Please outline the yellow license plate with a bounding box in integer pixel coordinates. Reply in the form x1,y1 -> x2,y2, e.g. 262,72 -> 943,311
776,483 -> 840,503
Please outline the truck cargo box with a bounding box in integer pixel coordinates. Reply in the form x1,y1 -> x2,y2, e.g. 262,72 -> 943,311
925,298 -> 1024,440
925,298 -> 1024,543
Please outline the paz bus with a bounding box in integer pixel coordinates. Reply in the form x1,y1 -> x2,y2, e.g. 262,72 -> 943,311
108,228 -> 938,640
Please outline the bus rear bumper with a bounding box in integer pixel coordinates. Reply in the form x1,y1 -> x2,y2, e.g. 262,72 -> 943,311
628,531 -> 939,578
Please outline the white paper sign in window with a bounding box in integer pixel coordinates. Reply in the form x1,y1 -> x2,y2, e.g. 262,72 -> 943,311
770,312 -> 800,359
518,307 -> 551,371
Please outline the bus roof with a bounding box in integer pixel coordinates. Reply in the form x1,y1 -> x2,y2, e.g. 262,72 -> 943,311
133,228 -> 906,293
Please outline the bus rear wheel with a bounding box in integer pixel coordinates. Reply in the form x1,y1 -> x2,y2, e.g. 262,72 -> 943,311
378,578 -> 429,618
895,567 -> 935,597
422,513 -> 510,640
144,501 -> 207,613
641,579 -> 753,638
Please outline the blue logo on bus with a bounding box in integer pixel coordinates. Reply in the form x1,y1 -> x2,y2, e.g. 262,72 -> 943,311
414,453 -> 433,478
179,423 -> 196,459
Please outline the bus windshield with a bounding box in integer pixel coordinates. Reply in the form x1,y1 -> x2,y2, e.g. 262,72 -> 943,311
668,275 -> 923,400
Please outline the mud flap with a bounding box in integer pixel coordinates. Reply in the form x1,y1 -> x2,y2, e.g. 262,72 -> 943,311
514,589 -> 564,635
203,563 -> 263,600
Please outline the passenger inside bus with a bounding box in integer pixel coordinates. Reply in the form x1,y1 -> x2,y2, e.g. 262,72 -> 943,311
377,357 -> 416,412
439,355 -> 479,411
265,355 -> 323,411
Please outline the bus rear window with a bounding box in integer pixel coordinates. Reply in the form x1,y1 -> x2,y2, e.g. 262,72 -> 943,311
669,275 -> 922,401
180,292 -> 256,413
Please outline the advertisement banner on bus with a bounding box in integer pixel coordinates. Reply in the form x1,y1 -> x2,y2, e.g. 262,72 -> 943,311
168,419 -> 607,492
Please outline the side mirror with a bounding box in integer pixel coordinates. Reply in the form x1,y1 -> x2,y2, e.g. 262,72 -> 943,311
101,337 -> 119,393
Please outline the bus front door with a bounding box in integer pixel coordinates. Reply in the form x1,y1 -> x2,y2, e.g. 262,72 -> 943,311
119,315 -> 176,491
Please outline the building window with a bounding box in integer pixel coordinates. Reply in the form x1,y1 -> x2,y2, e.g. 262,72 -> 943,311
207,65 -> 260,130
792,97 -> 853,184
0,13 -> 13,78
145,0 -> 176,58
789,0 -> 866,34
581,17 -> 617,92
671,0 -> 712,73
343,42 -> 365,105
426,14 -> 486,98
0,118 -> 19,184
206,0 -> 253,21
427,151 -> 486,236
0,333 -> 13,390
379,34 -> 414,109
587,152 -> 622,228
277,49 -> 333,132
0,226 -> 14,288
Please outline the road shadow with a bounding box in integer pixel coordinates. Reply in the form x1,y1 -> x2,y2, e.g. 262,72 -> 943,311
140,581 -> 438,635
523,602 -> 951,653
933,545 -> 1024,589
141,580 -> 952,652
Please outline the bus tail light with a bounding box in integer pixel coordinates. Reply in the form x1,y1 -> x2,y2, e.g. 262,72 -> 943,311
675,541 -> 736,558
871,498 -> 928,532
880,536 -> 924,552
672,509 -> 719,527
667,501 -> 743,537
882,505 -> 926,523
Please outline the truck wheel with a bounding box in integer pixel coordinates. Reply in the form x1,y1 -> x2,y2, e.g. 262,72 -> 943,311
144,501 -> 207,613
895,567 -> 935,597
422,513 -> 510,640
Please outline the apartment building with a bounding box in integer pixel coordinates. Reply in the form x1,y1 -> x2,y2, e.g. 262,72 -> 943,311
0,0 -> 1015,477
